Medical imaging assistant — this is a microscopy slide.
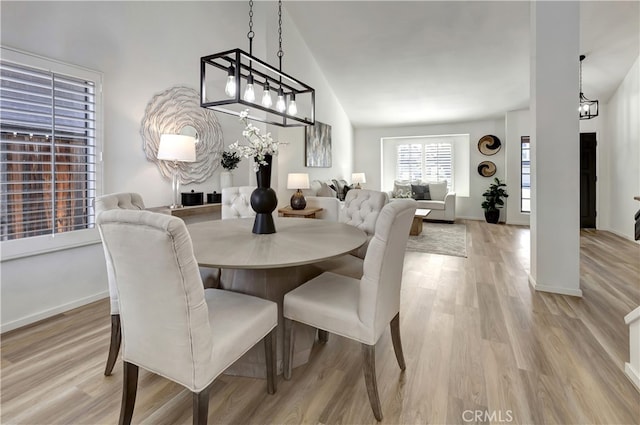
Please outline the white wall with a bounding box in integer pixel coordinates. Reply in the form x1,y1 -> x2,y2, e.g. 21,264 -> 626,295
0,1 -> 353,331
269,7 -> 354,207
355,118 -> 506,220
603,56 -> 639,240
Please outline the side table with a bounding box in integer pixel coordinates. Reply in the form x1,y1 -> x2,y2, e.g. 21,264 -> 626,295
278,206 -> 323,219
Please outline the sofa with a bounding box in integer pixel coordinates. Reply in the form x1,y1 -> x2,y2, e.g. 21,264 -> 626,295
387,180 -> 455,223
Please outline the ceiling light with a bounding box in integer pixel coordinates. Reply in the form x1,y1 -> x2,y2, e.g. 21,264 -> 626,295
200,0 -> 315,127
579,54 -> 599,120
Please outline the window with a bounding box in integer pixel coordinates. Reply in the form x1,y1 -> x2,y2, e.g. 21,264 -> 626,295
1,48 -> 101,249
382,134 -> 469,196
521,136 -> 530,212
396,142 -> 453,188
396,141 -> 453,190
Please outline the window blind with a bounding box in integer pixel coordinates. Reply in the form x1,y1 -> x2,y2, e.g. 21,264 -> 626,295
0,61 -> 97,241
396,141 -> 453,190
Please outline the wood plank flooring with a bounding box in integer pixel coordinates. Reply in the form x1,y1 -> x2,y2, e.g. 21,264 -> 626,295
2,220 -> 639,424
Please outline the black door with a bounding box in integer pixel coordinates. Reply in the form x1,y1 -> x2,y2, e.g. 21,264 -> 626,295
580,133 -> 597,228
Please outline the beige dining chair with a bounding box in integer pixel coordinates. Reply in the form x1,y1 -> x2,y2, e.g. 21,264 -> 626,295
221,186 -> 256,219
340,189 -> 388,259
283,199 -> 417,421
94,192 -> 145,376
97,209 -> 277,425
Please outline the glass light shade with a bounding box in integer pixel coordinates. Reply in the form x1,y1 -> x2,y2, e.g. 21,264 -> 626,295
157,134 -> 196,162
287,173 -> 310,190
225,76 -> 236,98
243,84 -> 255,102
261,89 -> 273,107
288,99 -> 298,115
276,88 -> 286,112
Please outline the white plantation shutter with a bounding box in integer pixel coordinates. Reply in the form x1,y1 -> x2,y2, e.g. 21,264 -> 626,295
395,141 -> 453,190
396,144 -> 423,181
424,143 -> 452,188
0,59 -> 97,241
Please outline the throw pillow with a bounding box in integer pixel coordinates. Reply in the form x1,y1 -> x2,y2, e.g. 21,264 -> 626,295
316,181 -> 335,198
392,181 -> 412,198
411,184 -> 431,200
428,181 -> 448,201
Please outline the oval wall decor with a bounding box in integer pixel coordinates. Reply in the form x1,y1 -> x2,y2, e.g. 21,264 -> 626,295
478,161 -> 497,177
478,134 -> 502,155
141,86 -> 223,184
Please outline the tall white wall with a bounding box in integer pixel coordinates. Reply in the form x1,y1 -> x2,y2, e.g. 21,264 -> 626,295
505,109 -> 531,226
354,118 -> 506,220
0,1 -> 353,331
603,56 -> 639,240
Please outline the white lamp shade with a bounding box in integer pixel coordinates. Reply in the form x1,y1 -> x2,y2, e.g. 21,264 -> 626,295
157,134 -> 196,162
287,173 -> 310,190
352,173 -> 366,184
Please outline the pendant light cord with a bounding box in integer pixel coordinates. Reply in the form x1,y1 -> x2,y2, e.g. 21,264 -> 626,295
277,0 -> 284,71
579,54 -> 585,95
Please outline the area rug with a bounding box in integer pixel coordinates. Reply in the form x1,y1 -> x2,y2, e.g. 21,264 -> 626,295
406,222 -> 467,257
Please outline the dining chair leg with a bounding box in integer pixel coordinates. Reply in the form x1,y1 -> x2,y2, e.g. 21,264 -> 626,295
264,328 -> 277,394
361,343 -> 383,421
192,387 -> 211,425
317,329 -> 329,344
390,312 -> 406,371
118,361 -> 138,425
105,314 -> 122,376
283,318 -> 294,380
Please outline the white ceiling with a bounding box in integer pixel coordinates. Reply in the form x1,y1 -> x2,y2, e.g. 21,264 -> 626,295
285,1 -> 639,128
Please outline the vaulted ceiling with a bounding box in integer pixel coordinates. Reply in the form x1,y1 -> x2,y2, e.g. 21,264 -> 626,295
285,1 -> 639,128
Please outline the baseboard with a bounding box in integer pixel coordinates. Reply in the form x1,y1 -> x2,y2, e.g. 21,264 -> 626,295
528,273 -> 583,297
1,290 -> 109,334
600,227 -> 639,244
625,363 -> 640,392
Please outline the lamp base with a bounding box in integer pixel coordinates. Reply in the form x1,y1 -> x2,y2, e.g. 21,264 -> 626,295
355,183 -> 362,189
290,190 -> 307,210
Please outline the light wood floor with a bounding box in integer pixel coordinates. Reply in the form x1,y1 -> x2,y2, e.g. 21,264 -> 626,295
2,220 -> 639,424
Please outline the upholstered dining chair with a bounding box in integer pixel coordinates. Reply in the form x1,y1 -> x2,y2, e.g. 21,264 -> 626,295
94,192 -> 145,376
340,189 -> 388,259
97,209 -> 277,425
221,186 -> 256,219
283,199 -> 417,421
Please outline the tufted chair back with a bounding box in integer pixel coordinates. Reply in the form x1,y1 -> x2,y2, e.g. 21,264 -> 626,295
95,193 -> 145,315
222,186 -> 256,219
305,196 -> 341,222
340,189 -> 388,259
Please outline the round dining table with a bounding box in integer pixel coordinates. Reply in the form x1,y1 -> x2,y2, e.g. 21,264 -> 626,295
187,217 -> 367,377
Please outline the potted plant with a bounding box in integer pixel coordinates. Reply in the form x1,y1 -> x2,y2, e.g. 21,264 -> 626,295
220,151 -> 240,188
481,177 -> 508,224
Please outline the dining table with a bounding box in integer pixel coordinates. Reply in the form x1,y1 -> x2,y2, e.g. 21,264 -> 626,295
187,217 -> 367,378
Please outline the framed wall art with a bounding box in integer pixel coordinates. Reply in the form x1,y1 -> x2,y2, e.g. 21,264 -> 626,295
305,121 -> 332,167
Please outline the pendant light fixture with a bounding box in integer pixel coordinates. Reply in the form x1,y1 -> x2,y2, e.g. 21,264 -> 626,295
200,0 -> 315,127
579,54 -> 599,120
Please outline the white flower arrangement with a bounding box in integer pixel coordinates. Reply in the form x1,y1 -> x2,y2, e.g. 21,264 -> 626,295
228,110 -> 286,172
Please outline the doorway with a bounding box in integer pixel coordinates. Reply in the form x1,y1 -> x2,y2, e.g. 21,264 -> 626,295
580,133 -> 597,228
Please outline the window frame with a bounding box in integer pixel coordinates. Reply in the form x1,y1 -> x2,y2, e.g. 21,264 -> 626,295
521,136 -> 530,213
0,46 -> 103,261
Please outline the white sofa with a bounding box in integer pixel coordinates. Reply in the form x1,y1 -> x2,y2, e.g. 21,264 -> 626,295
387,180 -> 456,223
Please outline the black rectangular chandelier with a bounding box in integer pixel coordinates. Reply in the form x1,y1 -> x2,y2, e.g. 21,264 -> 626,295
200,1 -> 315,127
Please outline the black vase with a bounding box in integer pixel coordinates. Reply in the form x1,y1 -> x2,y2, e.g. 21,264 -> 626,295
250,155 -> 278,234
484,210 -> 500,224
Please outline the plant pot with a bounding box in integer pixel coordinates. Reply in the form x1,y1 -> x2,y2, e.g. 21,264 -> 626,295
484,210 -> 500,224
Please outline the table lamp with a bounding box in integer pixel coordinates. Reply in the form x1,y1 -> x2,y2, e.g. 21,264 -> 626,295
157,134 -> 196,209
352,172 -> 366,189
287,173 -> 310,210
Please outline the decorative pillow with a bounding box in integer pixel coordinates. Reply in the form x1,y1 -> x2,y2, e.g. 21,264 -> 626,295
392,181 -> 412,198
428,181 -> 448,201
316,181 -> 336,198
411,184 -> 431,200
